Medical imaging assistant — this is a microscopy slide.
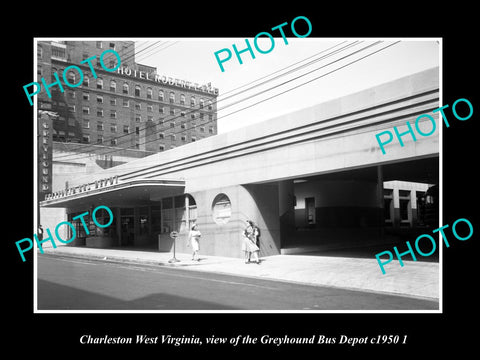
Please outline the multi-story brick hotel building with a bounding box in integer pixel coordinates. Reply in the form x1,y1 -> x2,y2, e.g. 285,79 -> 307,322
37,40 -> 219,153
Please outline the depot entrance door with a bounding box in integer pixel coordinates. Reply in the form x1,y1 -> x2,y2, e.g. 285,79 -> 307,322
120,208 -> 134,246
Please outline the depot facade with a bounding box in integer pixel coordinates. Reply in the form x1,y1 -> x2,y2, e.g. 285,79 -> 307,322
40,67 -> 440,258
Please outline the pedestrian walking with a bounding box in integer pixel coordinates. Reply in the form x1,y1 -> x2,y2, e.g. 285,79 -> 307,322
188,224 -> 201,261
241,220 -> 260,264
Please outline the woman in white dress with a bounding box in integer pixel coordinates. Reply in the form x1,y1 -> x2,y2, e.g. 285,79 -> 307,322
241,220 -> 260,264
188,224 -> 201,261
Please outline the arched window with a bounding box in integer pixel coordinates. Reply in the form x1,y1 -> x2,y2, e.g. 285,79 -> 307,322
110,80 -> 116,92
96,78 -> 103,89
169,91 -> 175,103
123,83 -> 129,94
147,87 -> 153,99
212,193 -> 231,225
180,94 -> 185,105
190,96 -> 196,107
158,90 -> 164,101
135,85 -> 141,97
199,99 -> 205,109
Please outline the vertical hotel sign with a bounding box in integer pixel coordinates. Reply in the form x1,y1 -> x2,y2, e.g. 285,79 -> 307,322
38,110 -> 54,201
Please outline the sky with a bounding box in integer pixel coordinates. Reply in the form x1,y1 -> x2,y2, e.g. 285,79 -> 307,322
134,38 -> 440,133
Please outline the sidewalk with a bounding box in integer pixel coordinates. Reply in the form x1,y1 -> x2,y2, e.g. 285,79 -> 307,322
38,246 -> 440,301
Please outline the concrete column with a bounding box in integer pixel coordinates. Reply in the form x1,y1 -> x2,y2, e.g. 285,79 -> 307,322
278,180 -> 295,249
377,165 -> 385,239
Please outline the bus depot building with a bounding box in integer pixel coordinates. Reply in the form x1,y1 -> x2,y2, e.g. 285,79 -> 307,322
40,67 -> 440,258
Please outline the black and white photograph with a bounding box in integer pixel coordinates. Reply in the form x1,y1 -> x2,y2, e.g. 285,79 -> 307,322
7,5 -> 478,356
33,37 -> 441,312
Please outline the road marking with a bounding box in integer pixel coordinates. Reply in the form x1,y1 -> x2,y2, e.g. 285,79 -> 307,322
108,263 -> 280,290
44,256 -> 98,266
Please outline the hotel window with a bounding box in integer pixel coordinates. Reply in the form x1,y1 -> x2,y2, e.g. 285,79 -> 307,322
147,88 -> 153,99
97,109 -> 103,117
159,106 -> 164,114
83,120 -> 90,129
110,97 -> 116,106
83,135 -> 90,143
82,106 -> 90,115
199,113 -> 204,120
97,78 -> 103,89
83,76 -> 89,87
159,133 -> 164,139
83,92 -> 89,100
199,126 -> 205,133
207,100 -> 213,110
199,99 -> 204,109
180,111 -> 186,118
123,125 -> 129,134
97,135 -> 103,144
123,83 -> 129,94
147,115 -> 153,122
159,145 -> 165,151
170,122 -> 175,128
67,71 -> 76,85
111,124 -> 117,133
97,95 -> 103,104
135,85 -> 141,97
110,80 -> 116,92
212,193 -> 231,225
209,114 -> 213,121
170,108 -> 175,116
191,113 -> 196,120
191,137 -> 196,142
97,121 -> 104,131
169,91 -> 175,103
96,41 -> 102,49
123,99 -> 129,107
135,127 -> 140,135
181,135 -> 186,142
109,42 -> 115,49
135,114 -> 141,122
68,105 -> 75,113
209,127 -> 214,134
180,123 -> 186,129
135,102 -> 141,110
110,110 -> 116,119
190,96 -> 196,107
180,94 -> 185,105
158,90 -> 164,101
147,105 -> 153,112
170,134 -> 176,141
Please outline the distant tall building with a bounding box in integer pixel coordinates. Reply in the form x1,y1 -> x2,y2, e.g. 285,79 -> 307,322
37,40 -> 219,153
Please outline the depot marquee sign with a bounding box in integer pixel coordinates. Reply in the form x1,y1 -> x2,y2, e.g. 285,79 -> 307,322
44,175 -> 119,201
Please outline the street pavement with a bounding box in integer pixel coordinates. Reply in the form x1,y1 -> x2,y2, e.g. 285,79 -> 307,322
37,254 -> 438,310
37,245 -> 440,301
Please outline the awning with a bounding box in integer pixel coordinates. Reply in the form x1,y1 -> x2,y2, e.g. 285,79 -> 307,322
40,179 -> 186,208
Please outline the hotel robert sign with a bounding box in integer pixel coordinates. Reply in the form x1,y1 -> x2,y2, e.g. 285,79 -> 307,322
44,176 -> 119,201
116,66 -> 219,95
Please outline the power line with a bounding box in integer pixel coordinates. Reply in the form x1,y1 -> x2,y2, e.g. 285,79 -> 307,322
53,41 -> 399,163
52,40 -> 366,160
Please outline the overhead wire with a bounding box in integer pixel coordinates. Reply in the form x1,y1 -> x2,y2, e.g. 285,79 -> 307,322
52,40 -> 367,160
52,41 -> 400,163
